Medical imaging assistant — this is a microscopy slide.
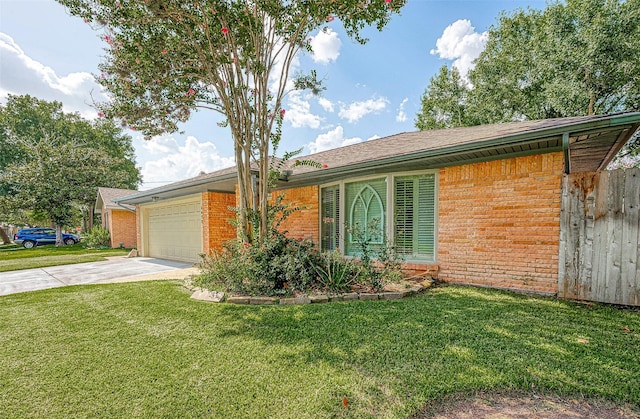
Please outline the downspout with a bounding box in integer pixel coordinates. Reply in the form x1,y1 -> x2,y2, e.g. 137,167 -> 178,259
562,132 -> 571,174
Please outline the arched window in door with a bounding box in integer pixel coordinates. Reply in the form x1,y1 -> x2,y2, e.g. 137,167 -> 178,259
345,178 -> 386,255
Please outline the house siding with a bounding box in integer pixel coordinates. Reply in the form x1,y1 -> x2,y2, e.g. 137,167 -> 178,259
202,191 -> 236,253
108,209 -> 137,249
275,186 -> 320,242
438,152 -> 563,294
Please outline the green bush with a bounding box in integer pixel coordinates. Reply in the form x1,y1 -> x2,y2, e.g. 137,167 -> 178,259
194,197 -> 404,296
194,233 -> 321,297
312,250 -> 361,293
348,218 -> 404,292
194,229 -> 405,297
83,226 -> 111,248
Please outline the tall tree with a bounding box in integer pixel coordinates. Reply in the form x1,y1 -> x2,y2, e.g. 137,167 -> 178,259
66,117 -> 140,230
416,0 -> 640,159
469,0 -> 640,123
0,95 -> 141,244
415,65 -> 471,130
57,0 -> 406,242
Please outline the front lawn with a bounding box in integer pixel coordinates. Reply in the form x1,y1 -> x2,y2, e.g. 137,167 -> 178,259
0,283 -> 638,418
0,243 -> 130,272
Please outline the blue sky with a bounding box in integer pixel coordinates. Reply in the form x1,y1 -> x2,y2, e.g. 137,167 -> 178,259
0,0 -> 545,190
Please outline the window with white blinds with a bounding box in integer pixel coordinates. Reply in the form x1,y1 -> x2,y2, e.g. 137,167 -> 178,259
320,172 -> 436,261
320,185 -> 340,251
394,174 -> 435,261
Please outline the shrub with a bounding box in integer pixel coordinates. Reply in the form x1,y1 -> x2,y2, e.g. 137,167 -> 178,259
83,226 -> 111,248
195,195 -> 404,296
194,233 -> 321,297
312,250 -> 360,293
348,218 -> 404,292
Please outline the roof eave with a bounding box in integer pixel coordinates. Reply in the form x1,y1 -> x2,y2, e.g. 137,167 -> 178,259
277,114 -> 640,188
116,171 -> 240,204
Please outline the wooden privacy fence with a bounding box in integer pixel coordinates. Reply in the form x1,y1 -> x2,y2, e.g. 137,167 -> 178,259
559,168 -> 640,306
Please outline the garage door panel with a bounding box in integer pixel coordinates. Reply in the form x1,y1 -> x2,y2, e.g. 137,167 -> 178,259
147,198 -> 202,263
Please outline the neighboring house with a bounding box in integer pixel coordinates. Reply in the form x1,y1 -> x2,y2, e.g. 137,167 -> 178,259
116,113 -> 640,295
95,187 -> 138,249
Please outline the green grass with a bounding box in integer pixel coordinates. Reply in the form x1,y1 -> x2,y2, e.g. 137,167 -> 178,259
1,283 -> 638,418
0,243 -> 129,272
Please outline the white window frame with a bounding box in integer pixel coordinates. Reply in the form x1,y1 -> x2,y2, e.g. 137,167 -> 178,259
318,170 -> 438,263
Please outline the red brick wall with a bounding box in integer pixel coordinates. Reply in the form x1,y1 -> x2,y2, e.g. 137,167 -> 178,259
202,191 -> 236,253
106,209 -> 137,248
275,186 -> 320,243
437,152 -> 564,294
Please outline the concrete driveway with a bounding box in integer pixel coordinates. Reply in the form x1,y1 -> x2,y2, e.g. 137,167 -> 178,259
0,256 -> 199,297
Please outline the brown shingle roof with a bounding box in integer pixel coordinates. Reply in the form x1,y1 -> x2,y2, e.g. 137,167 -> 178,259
284,115 -> 624,175
97,187 -> 139,211
118,113 -> 640,204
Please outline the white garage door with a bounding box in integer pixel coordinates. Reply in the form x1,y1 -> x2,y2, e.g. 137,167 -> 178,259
146,197 -> 202,263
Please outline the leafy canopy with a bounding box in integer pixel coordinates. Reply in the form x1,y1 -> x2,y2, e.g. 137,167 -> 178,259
56,0 -> 406,241
0,95 -> 140,232
416,0 -> 640,161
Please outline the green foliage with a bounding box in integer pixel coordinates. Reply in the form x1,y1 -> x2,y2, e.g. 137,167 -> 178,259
471,0 -> 640,121
348,218 -> 403,292
57,0 -> 406,242
195,233 -> 319,296
415,65 -> 472,130
229,192 -> 306,244
312,250 -> 360,293
83,226 -> 111,248
415,0 -> 640,162
0,95 -> 141,229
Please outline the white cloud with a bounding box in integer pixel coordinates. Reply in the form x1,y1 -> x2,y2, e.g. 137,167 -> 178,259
318,97 -> 334,112
285,91 -> 321,129
338,97 -> 388,123
135,135 -> 235,190
0,33 -> 106,119
310,28 -> 342,64
306,126 -> 364,154
430,19 -> 488,78
268,40 -> 301,93
396,98 -> 409,122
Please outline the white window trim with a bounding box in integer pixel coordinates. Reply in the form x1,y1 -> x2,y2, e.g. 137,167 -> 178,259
318,170 -> 438,263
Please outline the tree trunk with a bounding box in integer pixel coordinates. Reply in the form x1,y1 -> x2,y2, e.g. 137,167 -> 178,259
0,227 -> 12,244
87,206 -> 94,231
259,144 -> 269,240
55,224 -> 65,246
234,140 -> 254,243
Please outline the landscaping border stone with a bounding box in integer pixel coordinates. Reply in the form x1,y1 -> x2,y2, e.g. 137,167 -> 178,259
250,296 -> 278,305
280,296 -> 311,305
189,281 -> 432,304
226,296 -> 250,304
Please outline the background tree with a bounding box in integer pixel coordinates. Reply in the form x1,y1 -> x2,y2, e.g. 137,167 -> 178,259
57,0 -> 406,242
0,95 -> 140,244
415,65 -> 471,130
66,117 -> 140,230
416,0 -> 640,161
